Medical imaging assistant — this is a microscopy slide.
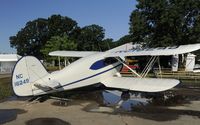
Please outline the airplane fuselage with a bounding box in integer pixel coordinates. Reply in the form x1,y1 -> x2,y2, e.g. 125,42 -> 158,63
33,53 -> 122,95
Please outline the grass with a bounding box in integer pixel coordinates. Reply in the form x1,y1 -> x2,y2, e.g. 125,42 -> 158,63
46,66 -> 65,72
46,66 -> 60,72
0,77 -> 13,100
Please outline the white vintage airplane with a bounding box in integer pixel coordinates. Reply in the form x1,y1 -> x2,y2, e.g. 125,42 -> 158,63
12,43 -> 200,97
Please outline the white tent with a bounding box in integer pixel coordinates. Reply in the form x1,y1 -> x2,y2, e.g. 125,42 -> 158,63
185,53 -> 196,71
0,54 -> 21,74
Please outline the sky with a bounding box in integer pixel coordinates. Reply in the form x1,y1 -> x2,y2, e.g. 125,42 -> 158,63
0,0 -> 137,53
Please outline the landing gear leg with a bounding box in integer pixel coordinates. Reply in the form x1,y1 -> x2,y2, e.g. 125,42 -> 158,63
116,91 -> 130,109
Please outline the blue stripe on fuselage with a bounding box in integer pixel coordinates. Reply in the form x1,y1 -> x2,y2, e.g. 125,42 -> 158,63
61,63 -> 122,88
36,63 -> 122,94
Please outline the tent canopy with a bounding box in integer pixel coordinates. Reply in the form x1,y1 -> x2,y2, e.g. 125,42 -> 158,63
0,54 -> 21,62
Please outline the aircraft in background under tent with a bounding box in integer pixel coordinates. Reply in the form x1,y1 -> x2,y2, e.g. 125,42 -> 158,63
12,43 -> 200,97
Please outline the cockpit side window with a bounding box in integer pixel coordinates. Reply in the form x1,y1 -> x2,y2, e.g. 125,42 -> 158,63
90,57 -> 118,70
104,57 -> 118,65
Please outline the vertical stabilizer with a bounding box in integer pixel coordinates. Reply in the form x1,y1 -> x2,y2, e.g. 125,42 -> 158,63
12,56 -> 49,96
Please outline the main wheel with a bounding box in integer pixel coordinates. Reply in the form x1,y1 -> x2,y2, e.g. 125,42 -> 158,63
121,91 -> 130,101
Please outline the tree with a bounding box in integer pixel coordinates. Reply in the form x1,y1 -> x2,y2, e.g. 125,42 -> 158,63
47,15 -> 78,38
115,35 -> 133,46
129,0 -> 200,47
100,38 -> 114,51
77,24 -> 105,51
10,15 -> 79,59
41,34 -> 77,60
10,18 -> 48,59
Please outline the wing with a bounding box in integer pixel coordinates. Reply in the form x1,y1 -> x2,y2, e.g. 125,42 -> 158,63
49,51 -> 101,57
102,77 -> 179,92
106,43 -> 200,57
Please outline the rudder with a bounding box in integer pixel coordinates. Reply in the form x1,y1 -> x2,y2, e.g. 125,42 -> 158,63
12,56 -> 49,96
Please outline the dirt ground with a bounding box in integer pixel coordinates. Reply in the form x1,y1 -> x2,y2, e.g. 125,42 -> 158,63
1,74 -> 200,125
0,96 -> 200,125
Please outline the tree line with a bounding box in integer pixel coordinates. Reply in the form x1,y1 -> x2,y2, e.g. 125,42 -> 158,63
10,0 -> 200,60
10,15 -> 115,59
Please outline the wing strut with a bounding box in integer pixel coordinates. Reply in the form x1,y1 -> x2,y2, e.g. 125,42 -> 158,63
64,57 -> 70,67
141,56 -> 158,77
115,57 -> 141,78
58,56 -> 61,70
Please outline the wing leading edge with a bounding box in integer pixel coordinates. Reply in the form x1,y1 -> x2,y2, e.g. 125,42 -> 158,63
102,77 -> 179,92
106,43 -> 200,57
49,51 -> 101,57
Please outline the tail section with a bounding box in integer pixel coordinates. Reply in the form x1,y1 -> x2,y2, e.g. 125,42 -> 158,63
12,56 -> 49,96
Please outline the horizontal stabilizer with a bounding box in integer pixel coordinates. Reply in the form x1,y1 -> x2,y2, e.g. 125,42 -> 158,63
33,80 -> 61,91
34,84 -> 55,91
102,77 -> 180,92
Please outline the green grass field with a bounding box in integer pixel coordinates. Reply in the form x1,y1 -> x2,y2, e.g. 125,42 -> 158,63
0,77 -> 13,100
